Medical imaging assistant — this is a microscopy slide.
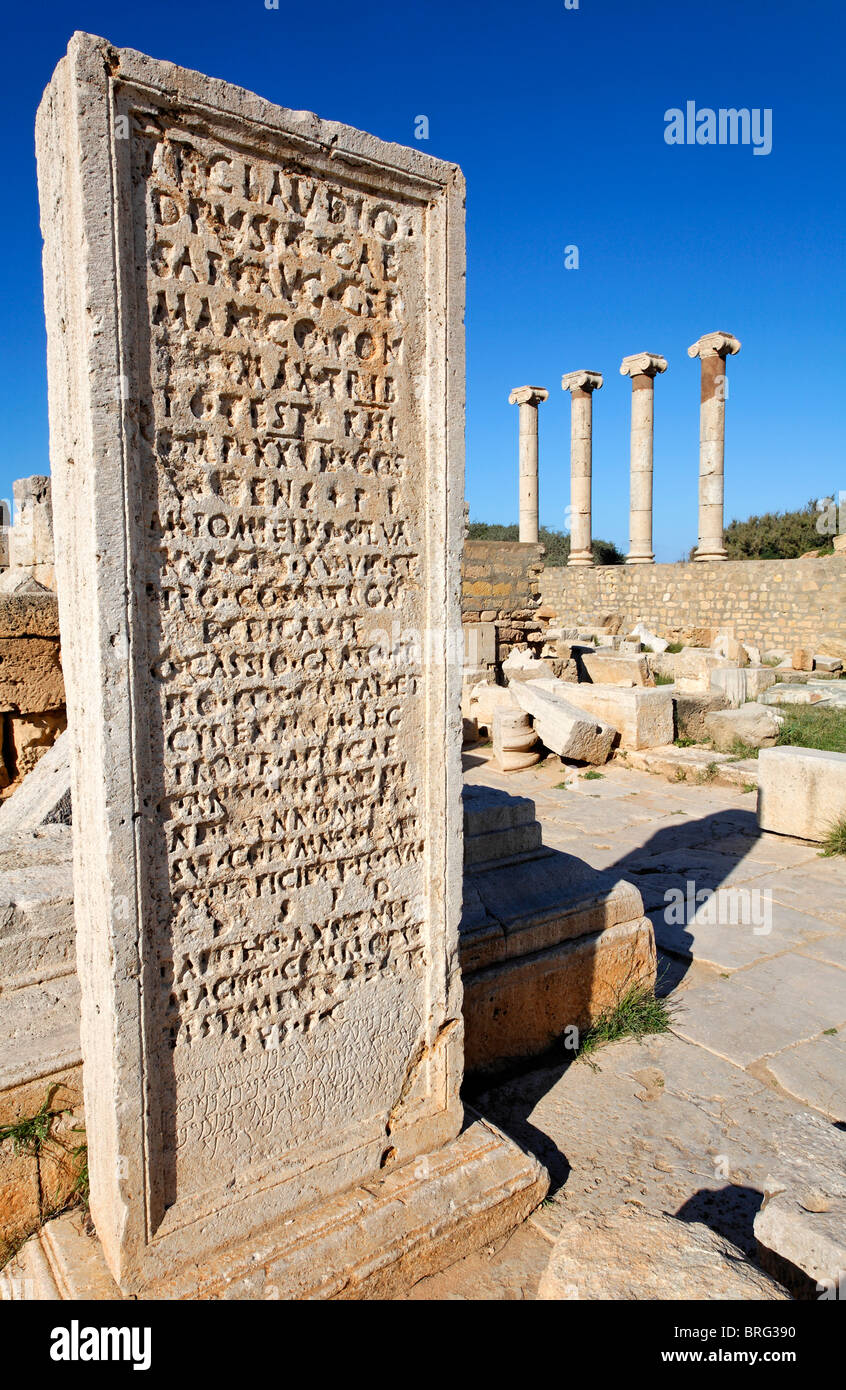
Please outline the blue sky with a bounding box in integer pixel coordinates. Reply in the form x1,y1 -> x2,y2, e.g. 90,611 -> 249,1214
2,0 -> 843,560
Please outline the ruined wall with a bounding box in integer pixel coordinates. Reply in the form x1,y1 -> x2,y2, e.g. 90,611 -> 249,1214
0,589 -> 66,794
540,557 -> 846,651
461,540 -> 546,662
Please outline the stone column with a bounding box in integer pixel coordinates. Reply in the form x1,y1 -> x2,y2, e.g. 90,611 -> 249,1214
619,353 -> 667,565
561,371 -> 603,566
508,386 -> 548,543
688,331 -> 741,562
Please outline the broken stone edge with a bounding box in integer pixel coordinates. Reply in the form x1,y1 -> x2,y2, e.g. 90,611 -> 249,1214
0,1117 -> 548,1300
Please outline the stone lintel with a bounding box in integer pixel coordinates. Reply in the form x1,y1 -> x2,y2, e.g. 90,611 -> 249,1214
561,370 -> 603,394
619,352 -> 668,379
687,332 -> 741,360
508,385 -> 549,407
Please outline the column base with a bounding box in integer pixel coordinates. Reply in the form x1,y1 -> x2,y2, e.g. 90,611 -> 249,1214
567,553 -> 594,567
0,1116 -> 548,1301
693,549 -> 728,562
625,553 -> 655,565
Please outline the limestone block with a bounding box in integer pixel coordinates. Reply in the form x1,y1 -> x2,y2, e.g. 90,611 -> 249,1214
0,832 -> 75,988
538,1212 -> 788,1301
462,785 -> 544,869
744,665 -> 777,699
463,621 -> 496,667
510,681 -> 615,765
792,648 -> 814,672
467,681 -> 519,734
0,638 -> 64,714
646,651 -> 676,682
713,633 -> 748,664
7,712 -> 67,783
0,586 -> 60,638
760,684 -> 832,707
709,666 -> 747,708
501,648 -> 555,683
814,654 -> 843,673
8,477 -> 55,591
528,679 -> 673,750
704,704 -> 782,753
629,622 -> 668,653
36,32 -> 542,1296
675,647 -> 732,693
492,707 -> 540,772
758,746 -> 846,840
672,690 -> 728,742
582,650 -> 652,687
742,643 -> 762,665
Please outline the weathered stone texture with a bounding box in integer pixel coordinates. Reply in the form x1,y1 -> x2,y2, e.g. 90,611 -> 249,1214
36,32 -> 482,1294
541,557 -> 846,652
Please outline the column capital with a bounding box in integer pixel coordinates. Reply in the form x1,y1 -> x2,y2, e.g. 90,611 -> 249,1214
687,331 -> 741,360
508,385 -> 549,407
619,352 -> 667,379
561,370 -> 603,394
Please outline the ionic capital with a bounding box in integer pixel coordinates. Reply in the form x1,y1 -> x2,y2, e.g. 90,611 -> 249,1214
561,370 -> 603,394
687,332 -> 741,360
508,385 -> 549,407
619,352 -> 668,379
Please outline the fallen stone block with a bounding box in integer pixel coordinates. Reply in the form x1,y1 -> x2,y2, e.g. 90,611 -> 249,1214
675,647 -> 733,693
758,746 -> 846,840
713,634 -> 748,665
673,690 -> 728,741
760,684 -> 833,706
509,681 -> 615,764
582,650 -> 652,687
814,654 -> 843,673
501,649 -> 555,684
743,643 -> 762,665
753,1109 -> 846,1297
629,622 -> 668,654
704,703 -> 782,753
538,1212 -> 788,1300
528,679 -> 673,751
745,665 -> 777,699
0,730 -> 70,836
709,667 -> 747,708
792,648 -> 814,672
465,680 -> 519,734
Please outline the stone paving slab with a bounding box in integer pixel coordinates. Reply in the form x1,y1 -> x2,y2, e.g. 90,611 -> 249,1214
650,900 -> 834,972
764,1030 -> 846,1122
672,953 -> 846,1066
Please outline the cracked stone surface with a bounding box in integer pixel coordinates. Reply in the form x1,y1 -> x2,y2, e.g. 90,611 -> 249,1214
409,752 -> 846,1298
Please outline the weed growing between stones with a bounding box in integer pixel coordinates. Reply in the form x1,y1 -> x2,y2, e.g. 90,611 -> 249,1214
0,1087 -> 88,1270
654,672 -> 674,685
576,985 -> 674,1062
820,817 -> 846,857
582,770 -> 604,780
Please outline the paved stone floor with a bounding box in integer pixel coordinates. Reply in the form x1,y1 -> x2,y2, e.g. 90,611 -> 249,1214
410,750 -> 846,1298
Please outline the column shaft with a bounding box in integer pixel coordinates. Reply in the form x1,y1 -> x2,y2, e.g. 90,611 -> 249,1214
628,374 -> 655,563
569,389 -> 593,565
518,402 -> 539,543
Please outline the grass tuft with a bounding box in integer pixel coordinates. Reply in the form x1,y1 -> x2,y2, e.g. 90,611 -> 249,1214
820,817 -> 846,857
582,770 -> 604,781
654,672 -> 674,685
666,642 -> 684,654
577,985 -> 674,1061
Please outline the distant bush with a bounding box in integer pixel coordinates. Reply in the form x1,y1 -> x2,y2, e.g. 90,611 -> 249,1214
723,499 -> 836,560
466,522 -> 624,567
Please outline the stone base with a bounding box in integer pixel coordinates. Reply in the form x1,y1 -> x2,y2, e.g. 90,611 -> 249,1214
0,1117 -> 547,1301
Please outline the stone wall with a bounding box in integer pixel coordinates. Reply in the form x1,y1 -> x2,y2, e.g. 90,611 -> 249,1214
461,540 -> 546,662
540,557 -> 846,652
0,587 -> 66,794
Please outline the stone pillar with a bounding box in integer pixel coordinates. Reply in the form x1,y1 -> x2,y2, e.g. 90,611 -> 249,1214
619,353 -> 667,565
508,386 -> 548,544
35,31 -> 545,1299
561,371 -> 603,566
688,332 -> 741,562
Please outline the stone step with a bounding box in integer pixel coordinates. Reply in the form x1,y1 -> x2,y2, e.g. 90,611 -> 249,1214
622,744 -> 759,789
0,826 -> 75,990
